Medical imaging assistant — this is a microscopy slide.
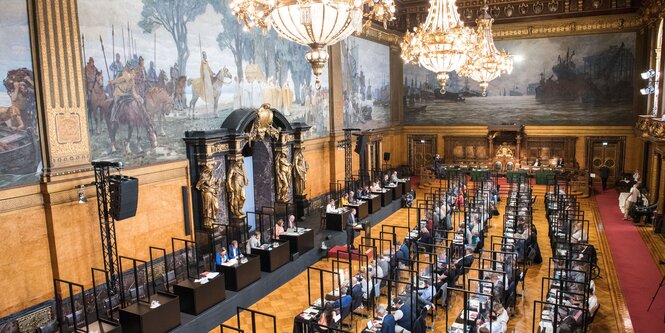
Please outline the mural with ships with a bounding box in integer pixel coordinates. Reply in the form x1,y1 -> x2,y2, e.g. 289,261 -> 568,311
403,32 -> 636,126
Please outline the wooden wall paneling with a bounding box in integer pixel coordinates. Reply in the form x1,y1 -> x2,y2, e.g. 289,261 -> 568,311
443,136 -> 489,165
407,134 -> 437,175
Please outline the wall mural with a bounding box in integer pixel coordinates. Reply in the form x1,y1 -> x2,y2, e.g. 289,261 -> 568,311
403,32 -> 636,126
0,0 -> 41,189
78,0 -> 329,168
341,36 -> 391,130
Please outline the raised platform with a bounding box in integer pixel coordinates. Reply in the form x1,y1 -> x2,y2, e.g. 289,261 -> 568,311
327,245 -> 374,261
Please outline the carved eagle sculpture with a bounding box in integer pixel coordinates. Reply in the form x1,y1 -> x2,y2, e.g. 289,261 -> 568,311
248,103 -> 280,142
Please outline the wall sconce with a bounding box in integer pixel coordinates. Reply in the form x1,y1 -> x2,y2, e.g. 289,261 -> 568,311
77,185 -> 87,204
640,69 -> 657,96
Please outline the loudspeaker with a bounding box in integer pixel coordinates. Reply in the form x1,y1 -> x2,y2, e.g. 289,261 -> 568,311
109,175 -> 139,220
383,152 -> 391,161
354,135 -> 368,154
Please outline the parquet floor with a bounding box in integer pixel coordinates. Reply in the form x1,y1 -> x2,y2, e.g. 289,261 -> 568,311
636,223 -> 665,275
214,185 -> 630,332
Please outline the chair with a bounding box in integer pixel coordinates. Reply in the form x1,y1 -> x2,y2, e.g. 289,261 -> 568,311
65,309 -> 84,329
162,270 -> 176,290
129,285 -> 145,301
319,208 -> 327,230
37,320 -> 58,333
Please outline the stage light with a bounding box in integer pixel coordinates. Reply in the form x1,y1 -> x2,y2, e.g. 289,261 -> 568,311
641,69 -> 657,80
77,185 -> 87,204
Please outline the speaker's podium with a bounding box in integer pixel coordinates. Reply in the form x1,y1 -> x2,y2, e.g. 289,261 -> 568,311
109,175 -> 139,220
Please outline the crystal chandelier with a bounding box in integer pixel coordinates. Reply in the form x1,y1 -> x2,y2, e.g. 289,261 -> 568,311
458,3 -> 512,96
400,0 -> 475,93
230,0 -> 396,89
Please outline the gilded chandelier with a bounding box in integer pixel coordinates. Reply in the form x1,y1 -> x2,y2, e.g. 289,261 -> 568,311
230,0 -> 396,89
400,0 -> 474,93
458,3 -> 512,96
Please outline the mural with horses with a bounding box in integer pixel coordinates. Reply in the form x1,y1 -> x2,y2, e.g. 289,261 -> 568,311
0,0 -> 41,189
341,36 -> 391,130
78,0 -> 330,167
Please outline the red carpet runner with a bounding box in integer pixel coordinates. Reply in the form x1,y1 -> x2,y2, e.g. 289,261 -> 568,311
595,186 -> 665,332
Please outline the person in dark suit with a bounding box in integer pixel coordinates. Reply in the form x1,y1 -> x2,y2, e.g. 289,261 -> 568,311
346,209 -> 357,250
375,305 -> 396,333
228,240 -> 241,259
350,276 -> 363,310
382,174 -> 391,188
599,165 -> 610,191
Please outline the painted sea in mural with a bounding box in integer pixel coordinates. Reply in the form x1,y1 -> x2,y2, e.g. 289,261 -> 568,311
0,0 -> 41,189
341,36 -> 391,130
78,0 -> 329,168
403,32 -> 636,126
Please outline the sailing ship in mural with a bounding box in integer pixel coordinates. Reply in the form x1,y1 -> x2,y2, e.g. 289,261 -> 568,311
341,36 -> 391,129
79,0 -> 329,168
403,32 -> 636,126
0,0 -> 41,189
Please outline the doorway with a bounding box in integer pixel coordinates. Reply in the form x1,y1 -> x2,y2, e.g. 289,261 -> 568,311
408,135 -> 437,176
586,137 -> 625,184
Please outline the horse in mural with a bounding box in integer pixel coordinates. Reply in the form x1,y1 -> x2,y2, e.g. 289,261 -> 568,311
144,86 -> 174,136
88,71 -> 113,135
187,67 -> 232,117
108,96 -> 158,154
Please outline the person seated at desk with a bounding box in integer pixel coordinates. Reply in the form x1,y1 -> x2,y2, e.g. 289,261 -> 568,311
390,171 -> 400,183
350,276 -> 364,310
341,193 -> 349,206
454,247 -> 475,275
274,219 -> 286,238
326,199 -> 337,213
418,228 -> 433,252
396,241 -> 410,268
372,180 -> 382,192
246,231 -> 261,254
533,158 -> 541,167
382,174 -> 393,188
348,191 -> 357,204
288,214 -> 297,229
216,247 -> 229,265
228,240 -> 242,260
372,305 -> 396,333
416,279 -> 436,309
333,288 -> 352,317
315,303 -> 336,332
392,297 -> 414,333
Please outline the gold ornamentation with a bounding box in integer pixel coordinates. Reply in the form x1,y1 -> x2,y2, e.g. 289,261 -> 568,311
196,164 -> 222,229
275,150 -> 292,202
208,142 -> 229,155
16,306 -> 52,333
496,142 -> 514,158
492,14 -> 642,40
55,113 -> 82,143
649,119 -> 665,139
247,103 -> 280,143
226,159 -> 248,218
293,150 -> 309,195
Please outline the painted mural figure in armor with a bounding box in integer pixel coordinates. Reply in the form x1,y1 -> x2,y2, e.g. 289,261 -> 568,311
275,151 -> 292,202
196,165 -> 222,229
227,159 -> 248,217
293,151 -> 308,195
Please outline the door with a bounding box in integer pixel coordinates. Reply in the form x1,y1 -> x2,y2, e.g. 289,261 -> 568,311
408,135 -> 437,176
587,137 -> 625,184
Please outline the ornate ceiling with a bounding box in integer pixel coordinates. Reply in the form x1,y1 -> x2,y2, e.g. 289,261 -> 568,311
389,0 -> 642,32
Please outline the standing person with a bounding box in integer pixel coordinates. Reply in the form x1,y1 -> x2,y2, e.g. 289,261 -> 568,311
624,183 -> 641,220
599,165 -> 610,191
110,53 -> 124,79
346,208 -> 357,250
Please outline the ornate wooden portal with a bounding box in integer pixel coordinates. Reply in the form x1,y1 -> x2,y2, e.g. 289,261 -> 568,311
408,134 -> 437,175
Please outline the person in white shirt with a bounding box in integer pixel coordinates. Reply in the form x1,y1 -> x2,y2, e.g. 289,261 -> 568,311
624,183 -> 640,220
246,231 -> 261,254
326,199 -> 337,213
287,214 -> 297,229
533,158 -> 541,167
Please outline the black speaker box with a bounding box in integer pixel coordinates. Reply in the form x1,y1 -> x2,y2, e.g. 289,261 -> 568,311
109,175 -> 139,220
354,135 -> 368,154
290,252 -> 300,261
383,152 -> 391,161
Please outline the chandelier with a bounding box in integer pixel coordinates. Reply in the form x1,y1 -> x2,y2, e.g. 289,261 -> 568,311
400,0 -> 475,93
230,0 -> 396,89
458,3 -> 512,96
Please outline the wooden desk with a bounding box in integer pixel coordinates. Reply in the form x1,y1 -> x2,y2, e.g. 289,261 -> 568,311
215,255 -> 261,291
398,180 -> 409,195
280,228 -> 314,255
172,274 -> 226,315
345,201 -> 369,220
359,195 -> 381,213
326,209 -> 351,231
252,240 -> 291,272
372,190 -> 391,207
119,292 -> 180,333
